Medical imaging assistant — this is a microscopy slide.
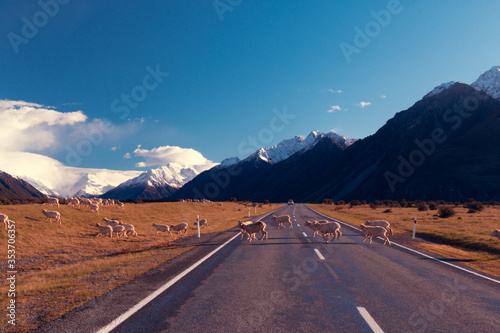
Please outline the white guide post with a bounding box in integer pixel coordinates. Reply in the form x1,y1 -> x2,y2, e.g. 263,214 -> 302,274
412,216 -> 417,240
248,207 -> 250,218
197,215 -> 200,238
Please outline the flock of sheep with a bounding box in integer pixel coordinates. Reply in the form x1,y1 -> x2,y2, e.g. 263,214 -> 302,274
0,197 -> 212,240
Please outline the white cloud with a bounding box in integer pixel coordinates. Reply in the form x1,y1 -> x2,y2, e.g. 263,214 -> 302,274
0,99 -> 87,152
328,89 -> 343,94
327,105 -> 342,113
123,152 -> 132,159
357,101 -> 372,108
380,95 -> 387,98
133,145 -> 217,172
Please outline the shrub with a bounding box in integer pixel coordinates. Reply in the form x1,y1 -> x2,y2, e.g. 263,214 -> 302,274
230,197 -> 237,202
263,200 -> 270,205
322,198 -> 333,205
428,201 -> 438,210
417,203 -> 429,211
383,208 -> 392,213
465,201 -> 484,213
438,206 -> 456,218
370,203 -> 378,209
349,200 -> 362,207
335,200 -> 345,206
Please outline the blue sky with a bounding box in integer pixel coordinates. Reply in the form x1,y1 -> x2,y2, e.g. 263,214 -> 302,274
1,0 -> 500,172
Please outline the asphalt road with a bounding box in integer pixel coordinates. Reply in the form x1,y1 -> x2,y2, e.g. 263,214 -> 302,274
34,204 -> 500,333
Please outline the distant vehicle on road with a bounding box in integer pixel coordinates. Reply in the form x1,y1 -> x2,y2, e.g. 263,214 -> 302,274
288,199 -> 294,205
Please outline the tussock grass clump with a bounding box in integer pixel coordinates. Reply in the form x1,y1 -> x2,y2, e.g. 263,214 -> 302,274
438,206 -> 456,218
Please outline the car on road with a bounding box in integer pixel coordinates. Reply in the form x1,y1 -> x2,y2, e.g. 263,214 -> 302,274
288,199 -> 294,205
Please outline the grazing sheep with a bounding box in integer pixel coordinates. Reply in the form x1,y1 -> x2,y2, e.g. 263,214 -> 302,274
170,222 -> 189,235
46,197 -> 59,207
90,203 -> 99,214
195,219 -> 209,229
117,202 -> 125,209
152,223 -> 171,235
272,215 -> 293,229
41,209 -> 61,224
1,213 -> 8,230
111,225 -> 127,237
310,220 -> 341,243
67,197 -> 80,207
364,220 -> 393,236
102,217 -> 120,227
491,229 -> 500,240
238,220 -> 268,242
118,221 -> 137,236
359,224 -> 391,246
95,223 -> 113,238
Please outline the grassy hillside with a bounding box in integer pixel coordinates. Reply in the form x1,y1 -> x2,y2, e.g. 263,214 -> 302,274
0,201 -> 276,332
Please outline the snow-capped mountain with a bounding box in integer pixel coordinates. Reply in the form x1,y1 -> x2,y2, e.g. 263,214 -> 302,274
222,130 -> 354,167
100,163 -> 201,201
471,65 -> 500,100
424,81 -> 457,99
0,151 -> 142,198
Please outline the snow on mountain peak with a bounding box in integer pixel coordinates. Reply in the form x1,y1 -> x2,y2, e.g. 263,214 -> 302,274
247,130 -> 354,165
424,81 -> 457,98
118,163 -> 199,190
471,66 -> 500,101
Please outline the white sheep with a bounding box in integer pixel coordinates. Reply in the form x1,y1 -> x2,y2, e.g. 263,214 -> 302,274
152,223 -> 171,235
304,220 -> 330,238
117,202 -> 125,209
238,221 -> 255,240
118,221 -> 137,236
238,220 -> 268,242
95,223 -> 113,238
359,224 -> 391,246
42,209 -> 61,224
90,203 -> 99,214
309,220 -> 341,243
170,222 -> 189,235
1,213 -> 8,230
102,217 -> 120,227
365,220 -> 393,236
491,229 -> 500,240
67,197 -> 80,207
194,219 -> 209,229
46,197 -> 59,207
272,215 -> 293,229
112,225 -> 127,237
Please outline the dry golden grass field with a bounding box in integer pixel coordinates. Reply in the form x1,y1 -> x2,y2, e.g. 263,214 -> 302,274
309,204 -> 500,277
0,201 -> 277,332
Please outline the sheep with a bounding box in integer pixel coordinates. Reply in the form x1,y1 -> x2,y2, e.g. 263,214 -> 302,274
102,217 -> 121,226
359,224 -> 391,246
118,221 -> 137,236
170,222 -> 189,235
364,220 -> 393,236
90,203 -> 99,214
117,202 -> 125,209
41,209 -> 61,224
238,221 -> 255,240
67,197 -> 80,207
95,223 -> 113,238
310,220 -> 341,243
194,219 -> 209,229
112,225 -> 127,237
491,229 -> 500,240
238,220 -> 268,242
1,213 -> 8,230
272,215 -> 293,229
152,223 -> 171,235
304,220 -> 330,238
46,197 -> 59,207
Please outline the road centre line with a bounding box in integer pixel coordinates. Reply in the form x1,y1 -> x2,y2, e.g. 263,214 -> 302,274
306,205 -> 500,285
302,232 -> 308,238
357,307 -> 384,333
314,248 -> 325,261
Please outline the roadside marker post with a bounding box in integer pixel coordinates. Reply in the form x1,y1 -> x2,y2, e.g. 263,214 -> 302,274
248,207 -> 250,218
196,215 -> 200,238
412,217 -> 417,240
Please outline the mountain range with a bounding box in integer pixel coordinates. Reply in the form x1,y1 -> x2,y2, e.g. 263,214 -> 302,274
3,66 -> 500,202
0,171 -> 45,200
171,66 -> 500,202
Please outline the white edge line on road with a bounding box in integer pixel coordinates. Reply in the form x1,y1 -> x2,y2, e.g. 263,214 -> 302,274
314,248 -> 325,261
306,205 -> 500,285
97,232 -> 242,333
357,307 -> 384,333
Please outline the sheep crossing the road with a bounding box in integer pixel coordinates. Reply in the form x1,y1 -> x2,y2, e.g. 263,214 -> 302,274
359,224 -> 391,246
238,220 -> 268,242
272,215 -> 293,229
364,220 -> 393,236
305,220 -> 342,243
